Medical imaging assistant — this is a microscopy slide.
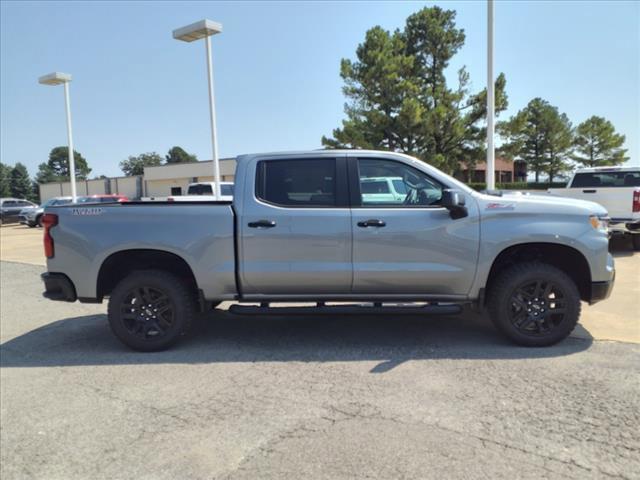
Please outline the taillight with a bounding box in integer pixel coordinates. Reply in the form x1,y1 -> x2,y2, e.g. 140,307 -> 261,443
41,213 -> 58,258
633,190 -> 640,213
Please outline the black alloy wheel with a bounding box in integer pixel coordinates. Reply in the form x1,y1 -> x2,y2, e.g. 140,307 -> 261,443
508,279 -> 568,337
107,270 -> 196,351
487,262 -> 581,347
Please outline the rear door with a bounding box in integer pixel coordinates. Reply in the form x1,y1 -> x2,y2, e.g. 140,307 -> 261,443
350,157 -> 480,296
240,156 -> 352,295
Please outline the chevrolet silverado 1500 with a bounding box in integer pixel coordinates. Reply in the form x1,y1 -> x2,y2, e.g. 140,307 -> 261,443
41,150 -> 615,351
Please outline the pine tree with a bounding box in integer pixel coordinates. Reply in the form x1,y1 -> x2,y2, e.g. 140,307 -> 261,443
9,163 -> 32,199
322,6 -> 508,175
572,116 -> 628,167
47,146 -> 91,180
499,98 -> 572,183
166,146 -> 197,164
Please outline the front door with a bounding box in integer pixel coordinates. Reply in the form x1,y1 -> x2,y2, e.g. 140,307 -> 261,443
240,156 -> 352,296
350,157 -> 479,296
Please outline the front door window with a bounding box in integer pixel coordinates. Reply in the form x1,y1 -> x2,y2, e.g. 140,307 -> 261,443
357,158 -> 444,207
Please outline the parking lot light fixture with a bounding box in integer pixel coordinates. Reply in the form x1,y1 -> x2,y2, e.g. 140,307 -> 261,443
173,19 -> 223,199
38,72 -> 77,202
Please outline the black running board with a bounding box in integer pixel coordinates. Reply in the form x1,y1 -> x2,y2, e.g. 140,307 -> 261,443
228,303 -> 462,316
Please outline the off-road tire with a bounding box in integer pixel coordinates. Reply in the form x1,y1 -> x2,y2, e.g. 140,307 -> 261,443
107,270 -> 196,351
487,262 -> 581,347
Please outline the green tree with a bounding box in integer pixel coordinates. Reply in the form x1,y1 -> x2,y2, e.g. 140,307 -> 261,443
166,146 -> 197,164
543,111 -> 573,183
120,152 -> 163,176
0,162 -> 11,197
322,6 -> 508,175
35,162 -> 59,184
572,116 -> 628,167
9,162 -> 32,199
47,146 -> 91,180
30,180 -> 41,203
499,98 -> 572,183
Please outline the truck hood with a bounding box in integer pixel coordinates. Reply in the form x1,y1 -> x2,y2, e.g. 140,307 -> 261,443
474,192 -> 609,217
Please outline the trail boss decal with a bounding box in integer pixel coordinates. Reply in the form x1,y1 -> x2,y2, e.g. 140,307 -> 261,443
72,207 -> 105,216
486,203 -> 515,210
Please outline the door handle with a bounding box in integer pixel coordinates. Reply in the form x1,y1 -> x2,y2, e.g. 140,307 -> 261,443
583,189 -> 597,193
248,219 -> 276,228
357,219 -> 386,228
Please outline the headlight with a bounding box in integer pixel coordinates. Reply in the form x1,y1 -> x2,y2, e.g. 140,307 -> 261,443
589,215 -> 609,233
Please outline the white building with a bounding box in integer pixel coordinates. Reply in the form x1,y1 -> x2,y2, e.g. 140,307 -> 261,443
38,158 -> 237,202
143,158 -> 236,197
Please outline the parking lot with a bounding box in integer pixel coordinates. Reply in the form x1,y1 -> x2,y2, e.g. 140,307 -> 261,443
1,224 -> 639,479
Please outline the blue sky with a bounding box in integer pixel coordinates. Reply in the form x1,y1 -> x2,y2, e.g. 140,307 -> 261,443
1,0 -> 638,178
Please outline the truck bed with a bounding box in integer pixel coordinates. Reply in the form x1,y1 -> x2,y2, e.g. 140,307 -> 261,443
46,201 -> 237,301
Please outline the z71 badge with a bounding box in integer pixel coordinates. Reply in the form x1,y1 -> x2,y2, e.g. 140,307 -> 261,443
72,207 -> 105,216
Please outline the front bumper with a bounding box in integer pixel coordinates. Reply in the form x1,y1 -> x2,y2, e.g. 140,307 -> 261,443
41,272 -> 77,302
590,272 -> 615,305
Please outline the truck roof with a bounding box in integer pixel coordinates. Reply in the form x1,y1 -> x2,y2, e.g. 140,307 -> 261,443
237,149 -> 418,160
573,166 -> 639,173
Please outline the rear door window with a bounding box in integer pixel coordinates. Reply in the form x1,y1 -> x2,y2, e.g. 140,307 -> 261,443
220,184 -> 234,196
360,180 -> 390,194
256,159 -> 336,207
188,184 -> 213,195
572,171 -> 640,187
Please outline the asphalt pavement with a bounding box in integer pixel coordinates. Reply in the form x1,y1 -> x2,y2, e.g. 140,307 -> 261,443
1,260 -> 639,480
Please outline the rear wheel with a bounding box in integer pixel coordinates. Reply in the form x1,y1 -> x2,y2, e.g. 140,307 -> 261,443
107,270 -> 196,351
632,234 -> 640,251
487,262 -> 581,347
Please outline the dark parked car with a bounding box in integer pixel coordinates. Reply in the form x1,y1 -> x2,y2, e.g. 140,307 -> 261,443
0,198 -> 38,225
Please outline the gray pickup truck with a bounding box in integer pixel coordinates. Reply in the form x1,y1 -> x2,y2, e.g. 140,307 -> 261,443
41,150 -> 615,351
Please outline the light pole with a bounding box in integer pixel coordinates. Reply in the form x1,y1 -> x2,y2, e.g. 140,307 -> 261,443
39,72 -> 77,202
486,0 -> 496,191
173,19 -> 223,199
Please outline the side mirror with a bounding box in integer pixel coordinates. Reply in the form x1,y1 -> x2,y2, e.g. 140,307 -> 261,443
441,189 -> 468,219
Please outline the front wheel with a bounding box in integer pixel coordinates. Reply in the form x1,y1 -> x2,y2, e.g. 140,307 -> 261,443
632,234 -> 640,251
487,262 -> 581,347
107,270 -> 196,351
